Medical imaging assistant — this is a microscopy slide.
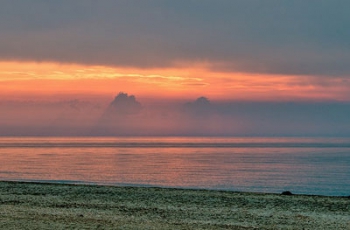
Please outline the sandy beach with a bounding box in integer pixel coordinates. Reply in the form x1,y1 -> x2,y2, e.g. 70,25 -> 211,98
0,181 -> 349,229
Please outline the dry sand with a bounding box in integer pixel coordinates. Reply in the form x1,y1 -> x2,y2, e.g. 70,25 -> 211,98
0,181 -> 349,229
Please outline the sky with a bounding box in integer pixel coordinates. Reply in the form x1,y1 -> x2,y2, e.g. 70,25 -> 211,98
1,1 -> 350,136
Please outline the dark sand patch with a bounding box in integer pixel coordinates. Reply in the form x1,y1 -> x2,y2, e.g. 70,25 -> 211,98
0,181 -> 349,229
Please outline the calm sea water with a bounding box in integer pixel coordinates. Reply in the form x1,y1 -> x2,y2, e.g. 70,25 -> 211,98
0,137 -> 349,196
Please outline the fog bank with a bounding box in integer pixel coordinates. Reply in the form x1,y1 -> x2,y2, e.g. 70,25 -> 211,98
1,94 -> 349,136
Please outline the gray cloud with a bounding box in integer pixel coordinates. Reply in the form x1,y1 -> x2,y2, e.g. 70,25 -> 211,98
1,1 -> 350,76
105,92 -> 142,116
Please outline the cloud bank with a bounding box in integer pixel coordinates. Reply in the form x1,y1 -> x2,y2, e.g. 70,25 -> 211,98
1,1 -> 350,76
1,94 -> 350,137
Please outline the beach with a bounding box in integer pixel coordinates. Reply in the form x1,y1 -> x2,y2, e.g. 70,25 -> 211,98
0,181 -> 349,229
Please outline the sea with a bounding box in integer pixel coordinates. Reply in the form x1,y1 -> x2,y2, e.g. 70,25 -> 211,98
0,137 -> 349,196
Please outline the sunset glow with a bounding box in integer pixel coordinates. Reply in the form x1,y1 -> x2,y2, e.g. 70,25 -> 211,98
1,1 -> 350,136
1,3 -> 350,219
1,61 -> 349,102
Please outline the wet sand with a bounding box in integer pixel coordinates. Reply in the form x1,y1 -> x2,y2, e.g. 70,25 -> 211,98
0,181 -> 349,229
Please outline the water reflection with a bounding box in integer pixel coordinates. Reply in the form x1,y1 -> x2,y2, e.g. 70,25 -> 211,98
0,137 -> 349,196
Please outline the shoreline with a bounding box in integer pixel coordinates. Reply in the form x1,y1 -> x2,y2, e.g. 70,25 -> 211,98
1,181 -> 349,229
1,179 -> 349,198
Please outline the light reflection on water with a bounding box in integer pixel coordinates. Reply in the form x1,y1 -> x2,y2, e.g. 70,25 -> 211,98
0,137 -> 349,196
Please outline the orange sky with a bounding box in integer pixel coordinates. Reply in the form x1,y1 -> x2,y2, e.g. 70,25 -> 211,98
0,61 -> 349,102
1,2 -> 350,137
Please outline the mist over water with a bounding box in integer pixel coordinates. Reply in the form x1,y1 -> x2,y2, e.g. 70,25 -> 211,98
1,94 -> 350,137
0,137 -> 349,196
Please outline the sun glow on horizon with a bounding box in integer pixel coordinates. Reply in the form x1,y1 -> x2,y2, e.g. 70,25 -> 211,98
0,61 -> 349,102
